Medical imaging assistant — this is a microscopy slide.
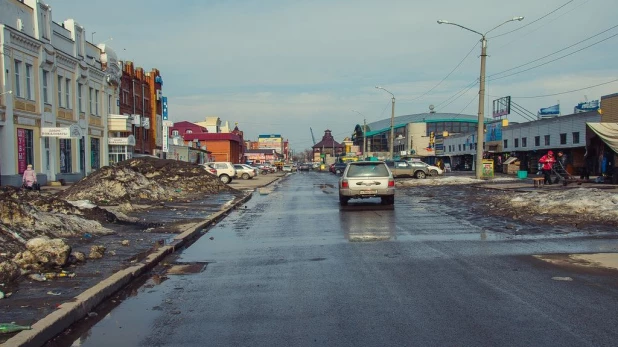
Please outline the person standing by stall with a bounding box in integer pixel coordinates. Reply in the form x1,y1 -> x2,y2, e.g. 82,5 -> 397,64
539,151 -> 556,185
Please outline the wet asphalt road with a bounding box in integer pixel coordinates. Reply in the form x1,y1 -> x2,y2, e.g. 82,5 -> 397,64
54,172 -> 618,347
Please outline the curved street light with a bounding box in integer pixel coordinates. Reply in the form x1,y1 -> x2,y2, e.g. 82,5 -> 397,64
375,86 -> 396,160
437,16 -> 524,179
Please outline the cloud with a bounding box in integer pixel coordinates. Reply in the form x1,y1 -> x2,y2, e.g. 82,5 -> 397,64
47,0 -> 618,150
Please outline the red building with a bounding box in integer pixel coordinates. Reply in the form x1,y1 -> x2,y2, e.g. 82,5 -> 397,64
170,121 -> 245,163
118,62 -> 163,155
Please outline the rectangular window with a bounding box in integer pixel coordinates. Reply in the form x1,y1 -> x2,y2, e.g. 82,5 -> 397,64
65,78 -> 71,109
522,137 -> 527,147
95,90 -> 99,115
91,138 -> 100,170
108,94 -> 112,113
458,144 -> 461,151
544,135 -> 550,146
89,87 -> 94,114
57,76 -> 63,107
560,133 -> 567,145
43,71 -> 49,104
503,139 -> 508,149
535,136 -> 540,146
59,139 -> 72,173
515,138 -> 519,148
14,60 -> 21,97
573,132 -> 580,144
78,83 -> 83,112
25,64 -> 33,100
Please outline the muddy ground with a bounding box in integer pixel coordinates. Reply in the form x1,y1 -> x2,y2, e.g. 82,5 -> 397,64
0,191 -> 242,342
0,158 -> 238,342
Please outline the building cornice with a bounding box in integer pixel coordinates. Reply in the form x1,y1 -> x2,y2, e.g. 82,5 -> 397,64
57,52 -> 78,70
9,31 -> 41,55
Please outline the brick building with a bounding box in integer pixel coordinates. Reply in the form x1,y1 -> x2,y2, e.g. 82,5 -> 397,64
117,62 -> 163,157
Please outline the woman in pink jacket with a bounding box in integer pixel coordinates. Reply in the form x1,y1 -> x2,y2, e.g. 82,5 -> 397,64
538,151 -> 556,185
22,164 -> 37,189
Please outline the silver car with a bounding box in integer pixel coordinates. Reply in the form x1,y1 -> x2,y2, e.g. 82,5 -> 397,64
338,161 -> 395,206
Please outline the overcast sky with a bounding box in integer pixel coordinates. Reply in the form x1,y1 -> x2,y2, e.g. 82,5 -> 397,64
50,0 -> 618,150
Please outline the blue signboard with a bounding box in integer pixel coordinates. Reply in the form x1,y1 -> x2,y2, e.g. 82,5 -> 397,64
538,104 -> 560,116
162,96 -> 168,120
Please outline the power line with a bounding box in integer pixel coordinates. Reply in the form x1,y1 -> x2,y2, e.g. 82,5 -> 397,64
487,78 -> 618,99
488,24 -> 618,80
492,0 -> 590,51
402,41 -> 480,102
488,32 -> 618,82
489,0 -> 575,39
435,79 -> 478,111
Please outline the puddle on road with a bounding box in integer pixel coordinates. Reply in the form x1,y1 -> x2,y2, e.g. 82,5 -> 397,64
166,262 -> 209,275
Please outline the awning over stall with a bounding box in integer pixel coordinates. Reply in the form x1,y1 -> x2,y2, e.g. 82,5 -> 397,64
586,123 -> 618,154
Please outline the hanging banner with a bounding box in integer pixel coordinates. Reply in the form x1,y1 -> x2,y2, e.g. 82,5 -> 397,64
17,128 -> 27,174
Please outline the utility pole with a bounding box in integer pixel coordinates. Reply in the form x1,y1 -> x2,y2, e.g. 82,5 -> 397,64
390,96 -> 395,160
475,36 -> 487,179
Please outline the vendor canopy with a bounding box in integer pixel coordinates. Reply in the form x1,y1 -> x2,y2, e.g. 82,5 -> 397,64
587,123 -> 618,154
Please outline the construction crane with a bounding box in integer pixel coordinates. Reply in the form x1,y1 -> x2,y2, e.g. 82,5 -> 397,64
310,127 -> 316,145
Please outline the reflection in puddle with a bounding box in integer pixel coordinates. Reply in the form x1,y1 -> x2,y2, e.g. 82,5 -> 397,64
339,209 -> 396,242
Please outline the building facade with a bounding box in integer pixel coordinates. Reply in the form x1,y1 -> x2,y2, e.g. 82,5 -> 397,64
0,0 -> 121,186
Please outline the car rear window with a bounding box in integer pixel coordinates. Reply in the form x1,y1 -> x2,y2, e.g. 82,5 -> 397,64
346,163 -> 390,177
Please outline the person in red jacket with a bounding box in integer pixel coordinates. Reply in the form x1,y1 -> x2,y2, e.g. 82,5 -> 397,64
538,151 -> 556,185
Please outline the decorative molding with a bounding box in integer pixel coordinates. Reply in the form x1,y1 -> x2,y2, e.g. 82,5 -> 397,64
89,68 -> 106,81
57,53 -> 78,70
9,31 -> 41,55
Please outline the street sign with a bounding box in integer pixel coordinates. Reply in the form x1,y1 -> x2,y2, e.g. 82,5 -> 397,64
162,96 -> 168,120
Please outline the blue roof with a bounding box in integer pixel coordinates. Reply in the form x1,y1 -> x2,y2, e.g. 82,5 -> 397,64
364,112 -> 490,136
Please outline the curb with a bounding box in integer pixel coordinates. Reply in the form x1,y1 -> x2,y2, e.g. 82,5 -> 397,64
3,190 -> 257,347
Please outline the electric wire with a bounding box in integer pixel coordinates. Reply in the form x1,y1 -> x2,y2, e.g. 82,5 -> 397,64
488,24 -> 618,80
435,79 -> 479,111
488,0 -> 575,39
402,41 -> 480,102
486,78 -> 618,99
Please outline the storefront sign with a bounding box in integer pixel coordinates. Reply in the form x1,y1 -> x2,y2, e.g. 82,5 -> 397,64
90,129 -> 102,136
162,125 -> 170,153
42,124 -> 83,138
17,128 -> 27,173
42,127 -> 70,137
108,135 -> 136,146
162,97 -> 168,120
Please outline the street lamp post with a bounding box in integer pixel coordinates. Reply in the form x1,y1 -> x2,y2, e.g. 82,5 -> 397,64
375,86 -> 395,160
437,17 -> 523,179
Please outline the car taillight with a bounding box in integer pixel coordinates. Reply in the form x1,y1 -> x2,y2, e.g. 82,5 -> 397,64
388,179 -> 395,187
341,180 -> 349,188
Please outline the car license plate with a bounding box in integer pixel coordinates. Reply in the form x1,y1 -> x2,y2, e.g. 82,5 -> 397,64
360,190 -> 377,195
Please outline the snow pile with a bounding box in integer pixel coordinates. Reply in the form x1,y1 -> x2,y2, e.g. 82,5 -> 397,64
506,188 -> 618,219
398,176 -> 518,186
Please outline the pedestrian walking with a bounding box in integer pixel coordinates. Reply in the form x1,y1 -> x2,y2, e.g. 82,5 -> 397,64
22,164 -> 38,190
538,151 -> 556,185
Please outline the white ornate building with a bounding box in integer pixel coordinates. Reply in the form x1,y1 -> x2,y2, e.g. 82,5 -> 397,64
0,0 -> 122,186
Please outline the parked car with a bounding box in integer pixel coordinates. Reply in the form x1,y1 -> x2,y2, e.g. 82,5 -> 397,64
407,160 -> 444,176
282,164 -> 293,172
331,162 -> 348,175
234,164 -> 257,179
298,163 -> 313,171
338,161 -> 395,206
202,165 -> 218,176
385,160 -> 428,179
206,162 -> 236,183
